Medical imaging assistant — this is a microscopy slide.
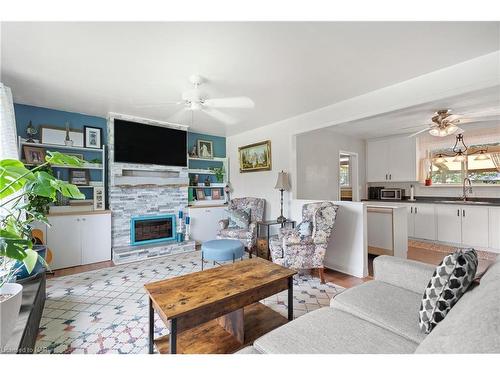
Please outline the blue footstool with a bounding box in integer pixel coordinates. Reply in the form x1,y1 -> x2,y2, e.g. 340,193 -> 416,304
201,239 -> 245,270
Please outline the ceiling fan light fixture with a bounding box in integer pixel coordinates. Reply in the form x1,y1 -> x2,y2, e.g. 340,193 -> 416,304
434,154 -> 447,164
453,152 -> 467,163
445,124 -> 459,135
474,150 -> 490,161
429,127 -> 440,136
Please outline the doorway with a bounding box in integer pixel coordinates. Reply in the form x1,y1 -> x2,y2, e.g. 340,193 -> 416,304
338,151 -> 359,201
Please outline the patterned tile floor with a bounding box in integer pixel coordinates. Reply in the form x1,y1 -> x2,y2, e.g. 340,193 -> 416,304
35,251 -> 344,354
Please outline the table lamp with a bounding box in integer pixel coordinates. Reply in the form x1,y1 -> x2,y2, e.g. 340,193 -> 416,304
274,171 -> 291,223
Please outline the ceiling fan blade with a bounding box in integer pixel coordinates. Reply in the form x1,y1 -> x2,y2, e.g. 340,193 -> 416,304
401,123 -> 432,130
204,97 -> 255,109
135,101 -> 184,108
458,116 -> 500,124
408,127 -> 431,138
202,108 -> 238,125
458,108 -> 500,118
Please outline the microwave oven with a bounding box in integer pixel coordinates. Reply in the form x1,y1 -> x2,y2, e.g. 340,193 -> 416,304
380,188 -> 404,200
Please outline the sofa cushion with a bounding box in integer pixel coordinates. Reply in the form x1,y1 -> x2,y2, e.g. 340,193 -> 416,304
330,280 -> 427,344
418,249 -> 478,334
253,307 -> 418,354
416,280 -> 500,353
226,208 -> 251,229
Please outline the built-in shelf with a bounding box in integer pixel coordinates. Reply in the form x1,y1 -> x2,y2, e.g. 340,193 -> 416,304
188,199 -> 227,207
188,156 -> 226,162
188,168 -> 216,175
189,186 -> 224,189
20,140 -> 104,153
23,162 -> 103,170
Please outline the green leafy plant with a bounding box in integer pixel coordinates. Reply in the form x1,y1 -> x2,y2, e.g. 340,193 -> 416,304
0,151 -> 85,287
210,167 -> 225,183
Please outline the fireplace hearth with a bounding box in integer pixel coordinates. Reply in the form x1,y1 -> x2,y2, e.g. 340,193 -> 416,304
131,215 -> 176,245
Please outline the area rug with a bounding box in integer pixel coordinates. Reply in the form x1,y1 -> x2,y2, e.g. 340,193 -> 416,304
35,251 -> 344,354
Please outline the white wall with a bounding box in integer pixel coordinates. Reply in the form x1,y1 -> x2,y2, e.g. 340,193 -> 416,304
290,200 -> 368,278
296,128 -> 366,201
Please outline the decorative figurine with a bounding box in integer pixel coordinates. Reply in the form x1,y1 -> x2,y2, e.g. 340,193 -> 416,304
189,145 -> 198,157
64,122 -> 73,146
204,176 -> 211,186
193,174 -> 199,186
25,121 -> 38,143
224,184 -> 231,204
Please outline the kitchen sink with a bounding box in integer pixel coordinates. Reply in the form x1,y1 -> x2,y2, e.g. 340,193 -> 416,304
437,200 -> 493,205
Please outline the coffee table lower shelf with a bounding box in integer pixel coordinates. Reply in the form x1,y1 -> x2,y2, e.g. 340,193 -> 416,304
154,302 -> 288,354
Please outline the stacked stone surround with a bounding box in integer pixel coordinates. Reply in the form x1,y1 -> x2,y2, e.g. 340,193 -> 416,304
107,113 -> 195,263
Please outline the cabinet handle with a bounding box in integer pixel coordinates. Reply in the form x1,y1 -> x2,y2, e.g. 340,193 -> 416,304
76,218 -> 80,222
410,207 -> 413,214
389,174 -> 392,180
415,207 -> 418,214
82,218 -> 86,221
457,209 -> 460,216
385,174 -> 388,180
463,209 -> 465,217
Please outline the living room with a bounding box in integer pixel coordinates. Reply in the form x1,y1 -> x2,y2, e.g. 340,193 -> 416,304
1,1 -> 500,372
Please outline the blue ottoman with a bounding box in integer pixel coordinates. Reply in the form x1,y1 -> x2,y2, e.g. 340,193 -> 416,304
201,239 -> 245,270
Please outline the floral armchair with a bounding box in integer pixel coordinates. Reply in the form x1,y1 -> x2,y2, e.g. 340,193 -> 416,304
217,197 -> 265,256
269,201 -> 339,283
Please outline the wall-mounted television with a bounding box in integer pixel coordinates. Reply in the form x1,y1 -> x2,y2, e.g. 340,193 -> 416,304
113,119 -> 187,167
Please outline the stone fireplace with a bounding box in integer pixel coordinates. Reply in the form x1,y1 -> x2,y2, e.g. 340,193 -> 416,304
107,113 -> 196,264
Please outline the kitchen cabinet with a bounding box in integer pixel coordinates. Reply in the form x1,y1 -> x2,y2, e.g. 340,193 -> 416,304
188,205 -> 227,243
406,203 -> 436,240
366,136 -> 417,182
46,212 -> 111,270
489,208 -> 500,251
436,204 -> 489,248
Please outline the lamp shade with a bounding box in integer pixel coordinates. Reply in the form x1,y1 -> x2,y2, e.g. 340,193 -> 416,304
274,171 -> 291,191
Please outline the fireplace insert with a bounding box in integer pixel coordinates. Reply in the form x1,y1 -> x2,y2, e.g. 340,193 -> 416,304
130,215 -> 176,245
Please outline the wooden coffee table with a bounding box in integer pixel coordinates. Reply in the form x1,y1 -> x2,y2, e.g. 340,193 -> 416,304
144,257 -> 296,354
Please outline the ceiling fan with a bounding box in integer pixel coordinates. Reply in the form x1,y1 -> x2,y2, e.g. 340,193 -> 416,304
408,108 -> 500,138
138,75 -> 255,125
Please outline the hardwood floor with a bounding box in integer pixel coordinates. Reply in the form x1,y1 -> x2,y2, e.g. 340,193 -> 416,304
49,243 -> 496,289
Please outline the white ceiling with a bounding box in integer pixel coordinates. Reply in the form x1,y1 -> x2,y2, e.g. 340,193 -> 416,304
327,86 -> 500,139
1,22 -> 499,136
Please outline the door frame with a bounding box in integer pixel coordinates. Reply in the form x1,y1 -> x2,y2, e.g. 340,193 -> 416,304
338,150 -> 360,202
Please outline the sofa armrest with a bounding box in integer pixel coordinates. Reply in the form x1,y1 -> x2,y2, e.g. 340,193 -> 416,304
373,255 -> 435,294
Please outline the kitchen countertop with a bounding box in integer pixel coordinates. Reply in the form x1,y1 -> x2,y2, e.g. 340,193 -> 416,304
362,197 -> 500,207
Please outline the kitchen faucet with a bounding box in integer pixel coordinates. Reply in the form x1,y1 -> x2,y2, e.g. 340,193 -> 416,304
462,177 -> 472,201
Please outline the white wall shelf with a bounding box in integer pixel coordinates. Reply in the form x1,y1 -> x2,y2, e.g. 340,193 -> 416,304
19,139 -> 105,153
188,156 -> 226,162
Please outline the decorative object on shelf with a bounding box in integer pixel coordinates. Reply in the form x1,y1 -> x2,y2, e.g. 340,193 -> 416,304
188,188 -> 194,202
25,120 -> 38,143
195,188 -> 206,200
211,189 -> 221,200
40,125 -> 84,147
177,210 -> 185,242
204,176 -> 211,186
210,166 -> 225,183
0,152 -> 84,346
193,174 -> 200,186
64,122 -> 74,146
69,168 -> 90,186
23,146 -> 46,165
239,140 -> 271,173
274,170 -> 291,223
197,139 -> 214,159
189,144 -> 197,157
84,126 -> 102,149
184,216 -> 191,241
94,186 -> 105,210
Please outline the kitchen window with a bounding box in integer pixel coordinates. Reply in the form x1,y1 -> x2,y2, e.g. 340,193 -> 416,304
431,145 -> 500,185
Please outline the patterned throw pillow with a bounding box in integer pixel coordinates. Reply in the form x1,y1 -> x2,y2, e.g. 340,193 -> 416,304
418,248 -> 478,334
297,221 -> 312,237
226,208 -> 251,229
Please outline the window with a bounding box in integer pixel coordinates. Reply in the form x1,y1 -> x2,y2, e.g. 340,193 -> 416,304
431,145 -> 500,185
339,156 -> 351,187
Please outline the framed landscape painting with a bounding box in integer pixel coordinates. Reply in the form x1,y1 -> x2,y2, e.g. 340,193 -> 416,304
238,140 -> 272,173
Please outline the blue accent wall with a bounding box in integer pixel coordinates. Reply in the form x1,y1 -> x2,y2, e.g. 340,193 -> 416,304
187,131 -> 226,158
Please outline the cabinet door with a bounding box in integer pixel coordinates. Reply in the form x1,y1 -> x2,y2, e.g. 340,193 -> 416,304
81,214 -> 112,264
189,207 -> 227,242
413,204 -> 436,240
388,137 -> 416,182
461,206 -> 489,248
407,205 -> 415,237
46,215 -> 82,270
489,208 -> 500,251
366,139 -> 389,182
436,205 -> 461,245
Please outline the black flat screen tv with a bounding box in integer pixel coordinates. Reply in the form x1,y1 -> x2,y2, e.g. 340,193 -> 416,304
114,119 -> 187,167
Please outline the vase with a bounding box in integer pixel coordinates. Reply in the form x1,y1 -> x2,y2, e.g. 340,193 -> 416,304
0,283 -> 23,349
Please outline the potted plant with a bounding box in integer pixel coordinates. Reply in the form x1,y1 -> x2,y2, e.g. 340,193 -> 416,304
210,167 -> 225,183
0,151 -> 84,347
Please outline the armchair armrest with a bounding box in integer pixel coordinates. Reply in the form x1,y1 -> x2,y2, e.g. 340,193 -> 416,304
218,219 -> 229,230
373,255 -> 435,294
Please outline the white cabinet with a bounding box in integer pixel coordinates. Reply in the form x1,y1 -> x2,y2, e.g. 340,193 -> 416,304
436,205 -> 489,248
489,208 -> 500,251
366,136 -> 417,182
46,212 -> 111,270
406,203 -> 436,240
188,206 -> 227,243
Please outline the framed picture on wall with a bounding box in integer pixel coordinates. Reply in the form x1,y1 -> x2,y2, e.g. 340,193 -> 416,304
84,126 -> 102,149
195,188 -> 206,200
211,189 -> 221,200
238,140 -> 272,172
197,139 -> 213,159
69,169 -> 90,186
23,146 -> 46,165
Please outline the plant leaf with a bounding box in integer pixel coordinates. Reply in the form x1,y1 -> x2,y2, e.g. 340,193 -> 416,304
0,159 -> 34,199
46,151 -> 83,166
0,229 -> 32,261
22,248 -> 38,274
50,179 -> 85,199
26,171 -> 58,199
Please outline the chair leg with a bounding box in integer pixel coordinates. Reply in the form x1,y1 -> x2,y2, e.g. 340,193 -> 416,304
248,247 -> 252,258
318,268 -> 325,284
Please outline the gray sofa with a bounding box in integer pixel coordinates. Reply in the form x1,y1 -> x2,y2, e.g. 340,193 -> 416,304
239,255 -> 500,354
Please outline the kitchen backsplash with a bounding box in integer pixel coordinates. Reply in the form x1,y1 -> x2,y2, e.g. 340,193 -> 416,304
367,182 -> 500,198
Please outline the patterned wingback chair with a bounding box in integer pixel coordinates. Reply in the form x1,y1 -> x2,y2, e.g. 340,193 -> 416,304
217,197 -> 265,255
269,201 -> 339,283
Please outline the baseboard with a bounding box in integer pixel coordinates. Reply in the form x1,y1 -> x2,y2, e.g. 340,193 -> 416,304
324,260 -> 366,278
